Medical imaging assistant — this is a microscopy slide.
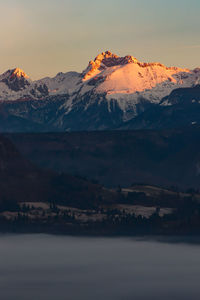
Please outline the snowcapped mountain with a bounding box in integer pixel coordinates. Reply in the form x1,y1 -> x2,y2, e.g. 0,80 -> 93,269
0,68 -> 30,92
0,51 -> 200,132
0,68 -> 49,101
52,51 -> 200,130
37,71 -> 81,96
80,51 -> 199,107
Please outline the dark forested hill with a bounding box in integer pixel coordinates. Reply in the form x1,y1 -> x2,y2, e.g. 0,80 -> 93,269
7,127 -> 200,189
0,134 -> 114,210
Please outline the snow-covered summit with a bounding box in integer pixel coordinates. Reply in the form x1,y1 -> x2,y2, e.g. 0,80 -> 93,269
82,51 -> 138,80
0,67 -> 50,100
50,51 -> 200,126
37,71 -> 81,95
81,51 -> 192,96
0,68 -> 29,80
0,67 -> 31,92
10,68 -> 29,79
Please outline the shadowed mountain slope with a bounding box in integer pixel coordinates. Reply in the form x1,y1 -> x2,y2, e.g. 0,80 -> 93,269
121,86 -> 200,130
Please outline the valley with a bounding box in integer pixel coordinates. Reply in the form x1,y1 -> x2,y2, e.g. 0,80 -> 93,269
0,130 -> 200,235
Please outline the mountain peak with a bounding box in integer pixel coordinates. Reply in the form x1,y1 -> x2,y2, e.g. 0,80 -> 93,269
11,68 -> 29,79
0,68 -> 29,81
0,68 -> 30,92
82,51 -> 138,80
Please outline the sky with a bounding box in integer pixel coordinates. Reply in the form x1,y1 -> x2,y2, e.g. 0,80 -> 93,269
0,0 -> 200,79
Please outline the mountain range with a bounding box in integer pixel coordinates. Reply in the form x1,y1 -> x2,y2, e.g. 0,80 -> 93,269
0,51 -> 200,132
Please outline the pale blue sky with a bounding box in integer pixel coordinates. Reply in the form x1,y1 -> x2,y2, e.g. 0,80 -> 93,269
0,0 -> 200,79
